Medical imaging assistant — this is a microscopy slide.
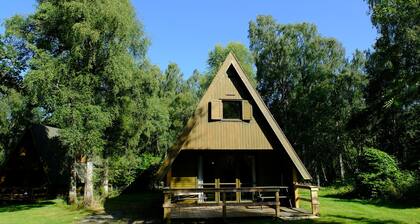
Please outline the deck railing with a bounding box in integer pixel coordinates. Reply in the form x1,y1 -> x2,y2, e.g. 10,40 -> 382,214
294,184 -> 320,216
163,185 -> 318,223
163,184 -> 320,222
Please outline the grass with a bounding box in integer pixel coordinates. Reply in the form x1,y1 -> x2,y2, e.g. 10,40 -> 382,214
0,199 -> 89,224
243,186 -> 420,224
0,187 -> 418,224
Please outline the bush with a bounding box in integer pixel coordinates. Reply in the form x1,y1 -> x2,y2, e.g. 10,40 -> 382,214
108,152 -> 161,188
355,147 -> 415,200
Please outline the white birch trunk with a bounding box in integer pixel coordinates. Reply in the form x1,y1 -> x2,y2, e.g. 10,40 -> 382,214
84,160 -> 94,207
103,159 -> 109,197
69,159 -> 77,204
339,153 -> 345,181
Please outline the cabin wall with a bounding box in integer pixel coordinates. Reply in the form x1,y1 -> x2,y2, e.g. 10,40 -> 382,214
169,152 -> 198,188
169,150 -> 294,188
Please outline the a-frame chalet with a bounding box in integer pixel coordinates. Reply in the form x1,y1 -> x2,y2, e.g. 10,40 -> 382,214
157,53 -> 319,221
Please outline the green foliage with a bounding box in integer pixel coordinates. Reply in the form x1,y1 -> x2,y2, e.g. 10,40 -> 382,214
9,0 -> 150,159
208,42 -> 255,81
3,0 -> 165,191
0,34 -> 29,91
159,63 -> 199,148
0,82 -> 27,167
0,32 -> 32,166
249,15 -> 366,183
356,147 -> 415,200
108,152 -> 160,188
360,0 -> 420,169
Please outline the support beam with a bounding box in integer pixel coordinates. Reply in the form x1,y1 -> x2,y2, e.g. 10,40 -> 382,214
222,192 -> 227,219
310,188 -> 320,216
292,168 -> 300,208
215,178 -> 220,203
275,191 -> 281,218
294,185 -> 300,208
236,178 -> 241,202
163,192 -> 171,224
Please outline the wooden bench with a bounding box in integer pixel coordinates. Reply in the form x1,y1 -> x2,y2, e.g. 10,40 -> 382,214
170,177 -> 200,203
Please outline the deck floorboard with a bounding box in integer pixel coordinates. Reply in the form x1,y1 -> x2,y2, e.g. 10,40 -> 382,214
170,206 -> 318,220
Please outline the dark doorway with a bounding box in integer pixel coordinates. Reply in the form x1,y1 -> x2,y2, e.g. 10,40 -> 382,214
201,152 -> 255,202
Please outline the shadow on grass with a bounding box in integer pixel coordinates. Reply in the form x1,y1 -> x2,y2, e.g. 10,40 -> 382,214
103,191 -> 162,222
0,200 -> 54,212
326,215 -> 406,224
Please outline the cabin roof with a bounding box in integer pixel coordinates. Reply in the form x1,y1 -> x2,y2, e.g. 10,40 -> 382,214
156,53 -> 312,180
0,124 -> 68,188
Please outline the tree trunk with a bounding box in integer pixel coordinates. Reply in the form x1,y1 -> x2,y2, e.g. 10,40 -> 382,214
315,166 -> 321,187
339,153 -> 345,181
69,159 -> 77,204
321,162 -> 328,184
103,158 -> 109,197
84,159 -> 94,207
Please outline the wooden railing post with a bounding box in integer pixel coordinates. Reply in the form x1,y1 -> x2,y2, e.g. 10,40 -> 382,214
222,192 -> 227,219
215,178 -> 220,203
236,178 -> 241,202
163,192 -> 171,223
294,184 -> 300,208
275,191 -> 280,218
310,187 -> 320,216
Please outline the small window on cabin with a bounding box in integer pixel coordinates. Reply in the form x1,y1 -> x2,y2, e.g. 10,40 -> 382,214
223,101 -> 242,119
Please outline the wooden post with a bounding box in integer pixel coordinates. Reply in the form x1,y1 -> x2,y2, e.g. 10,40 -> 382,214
166,169 -> 172,187
235,178 -> 241,202
275,191 -> 281,218
292,168 -> 299,208
163,192 -> 171,223
215,178 -> 220,203
294,185 -> 300,208
222,192 -> 227,219
310,187 -> 320,216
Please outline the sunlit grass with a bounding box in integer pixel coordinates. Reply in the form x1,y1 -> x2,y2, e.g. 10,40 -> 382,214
0,199 -> 90,224
0,187 -> 419,224
244,186 -> 420,224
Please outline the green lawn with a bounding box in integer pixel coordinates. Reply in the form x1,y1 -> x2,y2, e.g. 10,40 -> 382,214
0,199 -> 89,224
245,186 -> 420,224
0,188 -> 419,224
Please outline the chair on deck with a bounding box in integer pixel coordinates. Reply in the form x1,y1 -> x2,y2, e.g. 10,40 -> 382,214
254,187 -> 293,208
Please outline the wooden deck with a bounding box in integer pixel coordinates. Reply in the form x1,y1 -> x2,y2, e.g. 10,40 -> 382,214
163,185 -> 319,223
170,206 -> 318,220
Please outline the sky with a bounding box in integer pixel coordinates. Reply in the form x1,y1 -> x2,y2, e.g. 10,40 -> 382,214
0,0 -> 377,78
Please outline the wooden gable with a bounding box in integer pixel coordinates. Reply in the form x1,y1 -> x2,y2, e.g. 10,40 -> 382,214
157,53 -> 312,180
180,63 -> 273,150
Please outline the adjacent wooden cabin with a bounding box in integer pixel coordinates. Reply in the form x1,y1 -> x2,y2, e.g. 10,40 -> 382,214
0,125 -> 68,201
157,53 -> 319,221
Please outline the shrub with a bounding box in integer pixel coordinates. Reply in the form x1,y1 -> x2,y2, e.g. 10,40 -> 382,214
355,147 -> 415,200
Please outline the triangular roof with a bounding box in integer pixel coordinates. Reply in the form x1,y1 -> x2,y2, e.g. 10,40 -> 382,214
0,124 -> 68,189
156,53 -> 311,180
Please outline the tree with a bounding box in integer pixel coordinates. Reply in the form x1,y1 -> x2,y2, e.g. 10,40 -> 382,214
249,16 -> 366,184
201,42 -> 256,90
361,0 -> 419,169
159,63 -> 200,151
0,33 -> 31,166
7,0 -> 149,206
0,87 -> 25,165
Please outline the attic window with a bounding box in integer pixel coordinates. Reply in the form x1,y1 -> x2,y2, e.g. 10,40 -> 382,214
223,101 -> 242,119
226,64 -> 237,77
